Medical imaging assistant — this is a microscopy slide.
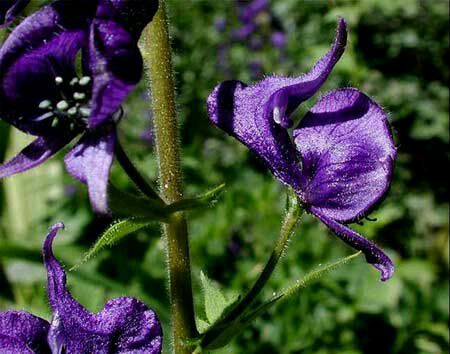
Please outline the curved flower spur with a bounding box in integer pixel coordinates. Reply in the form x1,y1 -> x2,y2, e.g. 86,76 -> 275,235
0,223 -> 162,353
207,18 -> 396,281
0,0 -> 158,214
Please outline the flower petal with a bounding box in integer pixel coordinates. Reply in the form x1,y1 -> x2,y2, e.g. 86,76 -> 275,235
64,124 -> 116,214
311,207 -> 394,281
207,79 -> 302,189
0,311 -> 50,353
43,223 -> 163,353
264,17 -> 347,128
293,88 -> 396,222
207,19 -> 347,189
96,0 -> 159,39
0,0 -> 93,134
87,19 -> 143,128
0,133 -> 75,179
0,0 -> 30,27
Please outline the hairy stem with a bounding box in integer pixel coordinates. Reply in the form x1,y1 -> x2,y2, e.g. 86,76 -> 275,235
203,192 -> 302,347
115,140 -> 164,203
142,2 -> 198,352
226,193 -> 302,322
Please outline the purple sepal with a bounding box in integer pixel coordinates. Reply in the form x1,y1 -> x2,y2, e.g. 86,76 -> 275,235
88,19 -> 142,128
65,124 -> 116,214
312,207 -> 394,281
0,134 -> 76,179
208,19 -> 347,190
0,311 -> 50,353
44,223 -> 163,353
293,88 -> 397,223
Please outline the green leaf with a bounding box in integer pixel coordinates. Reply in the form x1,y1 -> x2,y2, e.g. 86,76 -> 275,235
200,271 -> 237,326
109,185 -> 169,221
70,218 -> 155,270
201,252 -> 362,350
166,183 -> 226,214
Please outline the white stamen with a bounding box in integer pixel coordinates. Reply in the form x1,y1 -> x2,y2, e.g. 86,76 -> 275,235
73,92 -> 86,101
38,99 -> 52,110
55,77 -> 63,85
70,78 -> 79,86
80,107 -> 91,117
273,106 -> 282,124
67,107 -> 78,116
79,76 -> 91,86
56,100 -> 69,111
51,118 -> 59,127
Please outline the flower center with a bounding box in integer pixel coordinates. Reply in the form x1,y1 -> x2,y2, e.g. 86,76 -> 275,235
36,75 -> 92,130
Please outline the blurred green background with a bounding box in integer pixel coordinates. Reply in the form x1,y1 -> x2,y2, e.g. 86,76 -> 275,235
0,0 -> 448,353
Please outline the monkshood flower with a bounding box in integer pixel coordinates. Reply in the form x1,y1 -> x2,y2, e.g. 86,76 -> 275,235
0,0 -> 158,214
207,18 -> 396,281
0,223 -> 162,353
0,0 -> 29,27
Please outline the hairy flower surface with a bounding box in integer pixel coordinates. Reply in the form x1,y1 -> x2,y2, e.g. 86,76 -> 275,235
207,18 -> 396,281
0,223 -> 162,353
0,0 -> 158,213
0,0 -> 29,27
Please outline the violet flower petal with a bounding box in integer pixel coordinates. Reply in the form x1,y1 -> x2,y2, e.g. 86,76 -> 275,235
0,311 -> 50,353
44,223 -> 163,353
264,18 -> 347,128
64,124 -> 116,214
311,207 -> 394,281
87,19 -> 143,128
207,19 -> 346,189
0,0 -> 30,27
0,134 -> 76,179
208,79 -> 302,189
97,0 -> 159,39
293,88 -> 397,222
238,0 -> 268,23
0,1 -> 92,134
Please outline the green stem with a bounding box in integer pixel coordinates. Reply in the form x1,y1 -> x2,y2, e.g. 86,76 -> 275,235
115,141 -> 164,203
201,192 -> 302,348
142,2 -> 198,353
225,192 -> 301,324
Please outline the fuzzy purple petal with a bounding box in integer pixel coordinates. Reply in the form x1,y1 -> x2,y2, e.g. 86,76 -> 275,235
0,0 -> 30,27
0,311 -> 50,353
44,223 -> 163,354
311,207 -> 394,281
0,0 -> 93,134
96,0 -> 159,39
87,19 -> 143,128
0,134 -> 76,179
64,124 -> 116,214
264,18 -> 347,128
207,79 -> 302,189
207,19 -> 346,190
293,88 -> 396,222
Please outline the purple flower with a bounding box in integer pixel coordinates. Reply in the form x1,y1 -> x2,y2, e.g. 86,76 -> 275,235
237,0 -> 268,23
271,31 -> 286,49
0,223 -> 163,353
0,0 -> 30,27
231,21 -> 258,41
0,0 -> 158,214
214,17 -> 227,32
207,18 -> 396,281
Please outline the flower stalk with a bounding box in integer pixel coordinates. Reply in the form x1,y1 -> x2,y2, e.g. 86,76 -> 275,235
142,1 -> 198,352
224,191 -> 302,322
